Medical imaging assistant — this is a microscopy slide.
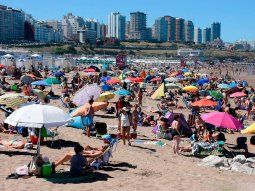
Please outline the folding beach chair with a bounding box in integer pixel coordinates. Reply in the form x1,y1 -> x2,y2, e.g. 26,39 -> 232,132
187,114 -> 196,128
41,127 -> 60,147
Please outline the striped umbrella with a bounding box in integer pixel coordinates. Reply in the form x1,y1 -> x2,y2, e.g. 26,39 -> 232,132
0,93 -> 28,108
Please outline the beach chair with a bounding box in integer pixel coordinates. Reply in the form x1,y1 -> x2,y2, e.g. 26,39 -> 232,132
226,137 -> 248,157
90,137 -> 118,170
41,127 -> 60,147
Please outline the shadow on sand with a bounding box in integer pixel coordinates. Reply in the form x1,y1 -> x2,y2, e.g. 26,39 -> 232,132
44,171 -> 113,184
102,161 -> 137,172
43,139 -> 80,149
0,150 -> 34,157
130,145 -> 157,152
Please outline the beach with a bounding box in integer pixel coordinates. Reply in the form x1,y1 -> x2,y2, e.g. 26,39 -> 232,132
0,65 -> 255,191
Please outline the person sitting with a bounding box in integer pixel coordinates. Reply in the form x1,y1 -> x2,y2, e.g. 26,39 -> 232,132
70,144 -> 89,177
54,144 -> 108,168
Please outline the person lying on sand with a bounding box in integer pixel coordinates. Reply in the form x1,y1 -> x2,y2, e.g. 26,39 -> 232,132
0,139 -> 26,149
54,144 -> 109,168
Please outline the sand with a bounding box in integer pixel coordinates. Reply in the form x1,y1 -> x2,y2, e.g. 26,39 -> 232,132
1,66 -> 255,191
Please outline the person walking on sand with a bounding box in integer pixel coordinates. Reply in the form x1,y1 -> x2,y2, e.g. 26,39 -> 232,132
171,115 -> 181,155
119,107 -> 132,146
138,88 -> 143,106
82,97 -> 94,137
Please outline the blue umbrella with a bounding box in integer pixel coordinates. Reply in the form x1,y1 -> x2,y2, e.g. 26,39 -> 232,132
182,68 -> 189,73
100,76 -> 111,83
242,81 -> 248,87
114,89 -> 131,96
176,75 -> 185,79
197,78 -> 209,86
218,83 -> 230,89
31,80 -> 51,86
229,82 -> 237,88
102,84 -> 112,91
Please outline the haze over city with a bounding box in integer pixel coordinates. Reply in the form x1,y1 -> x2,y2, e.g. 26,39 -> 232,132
1,0 -> 255,42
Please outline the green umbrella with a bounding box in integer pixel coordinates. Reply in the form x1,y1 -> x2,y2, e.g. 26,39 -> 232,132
45,77 -> 61,84
209,90 -> 223,100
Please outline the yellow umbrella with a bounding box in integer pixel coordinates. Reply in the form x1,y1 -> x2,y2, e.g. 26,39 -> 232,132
184,72 -> 192,77
241,123 -> 255,134
0,93 -> 28,108
97,92 -> 115,102
182,86 -> 198,92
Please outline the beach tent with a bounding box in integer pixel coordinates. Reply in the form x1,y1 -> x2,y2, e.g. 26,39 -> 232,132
151,83 -> 165,100
165,112 -> 192,136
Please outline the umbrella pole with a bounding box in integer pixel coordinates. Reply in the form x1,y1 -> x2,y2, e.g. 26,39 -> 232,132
37,128 -> 41,156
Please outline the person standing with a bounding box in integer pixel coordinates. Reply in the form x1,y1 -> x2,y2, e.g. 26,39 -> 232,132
171,115 -> 181,155
82,97 -> 95,137
119,107 -> 132,146
132,104 -> 139,132
138,89 -> 143,106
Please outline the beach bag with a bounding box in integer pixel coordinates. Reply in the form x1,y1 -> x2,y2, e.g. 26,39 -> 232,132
16,165 -> 29,176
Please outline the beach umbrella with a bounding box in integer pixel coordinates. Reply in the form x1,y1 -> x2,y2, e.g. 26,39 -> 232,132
176,75 -> 185,79
241,123 -> 255,134
2,54 -> 14,59
30,54 -> 42,58
101,84 -> 113,91
184,72 -> 192,77
73,84 -> 101,106
191,99 -> 217,107
209,90 -> 223,100
53,71 -> 65,77
165,77 -> 179,83
45,77 -> 61,84
71,102 -> 109,117
97,92 -> 115,102
150,77 -> 161,82
230,92 -> 247,98
182,86 -> 198,92
114,89 -> 131,96
197,78 -> 209,86
201,112 -> 243,130
182,68 -> 189,73
165,83 -> 182,89
88,65 -> 100,72
106,78 -> 121,85
84,68 -> 96,73
218,83 -> 230,89
0,93 -> 29,108
100,76 -> 111,83
128,77 -> 144,83
0,64 -> 5,69
4,104 -> 71,155
242,81 -> 248,87
31,80 -> 51,87
229,82 -> 237,88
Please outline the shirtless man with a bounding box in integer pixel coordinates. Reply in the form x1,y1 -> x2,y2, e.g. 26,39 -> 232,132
195,115 -> 205,135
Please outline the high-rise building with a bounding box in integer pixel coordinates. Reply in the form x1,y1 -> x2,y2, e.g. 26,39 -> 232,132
175,18 -> 185,42
107,12 -> 125,41
24,14 -> 35,41
164,16 -> 176,42
85,19 -> 101,39
154,17 -> 168,42
202,27 -> 211,44
211,22 -> 221,41
194,27 -> 202,44
100,24 -> 107,39
46,20 -> 63,41
129,12 -> 147,40
0,5 -> 25,42
184,20 -> 194,42
62,13 -> 85,40
77,28 -> 97,44
125,21 -> 130,39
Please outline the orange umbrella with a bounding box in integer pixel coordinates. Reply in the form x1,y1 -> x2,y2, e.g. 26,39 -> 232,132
71,102 -> 109,117
106,78 -> 120,85
140,71 -> 146,78
191,99 -> 217,107
127,77 -> 144,83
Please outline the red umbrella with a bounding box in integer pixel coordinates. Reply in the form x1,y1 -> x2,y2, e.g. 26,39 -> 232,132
0,64 -> 5,69
106,78 -> 120,85
150,77 -> 161,82
191,99 -> 217,107
230,92 -> 247,98
127,77 -> 144,83
84,68 -> 96,73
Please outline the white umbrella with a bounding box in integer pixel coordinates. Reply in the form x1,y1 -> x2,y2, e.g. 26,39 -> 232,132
30,54 -> 42,58
165,77 -> 179,83
5,104 -> 71,154
73,83 -> 101,106
2,54 -> 14,59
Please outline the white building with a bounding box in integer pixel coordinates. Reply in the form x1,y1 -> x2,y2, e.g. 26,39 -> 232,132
194,27 -> 202,44
62,13 -> 85,40
34,22 -> 62,43
107,12 -> 125,40
78,28 -> 96,44
177,48 -> 204,57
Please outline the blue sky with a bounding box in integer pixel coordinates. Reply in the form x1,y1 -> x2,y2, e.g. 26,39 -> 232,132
1,0 -> 255,42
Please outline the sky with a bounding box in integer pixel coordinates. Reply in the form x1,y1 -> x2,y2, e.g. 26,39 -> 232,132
1,0 -> 255,42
